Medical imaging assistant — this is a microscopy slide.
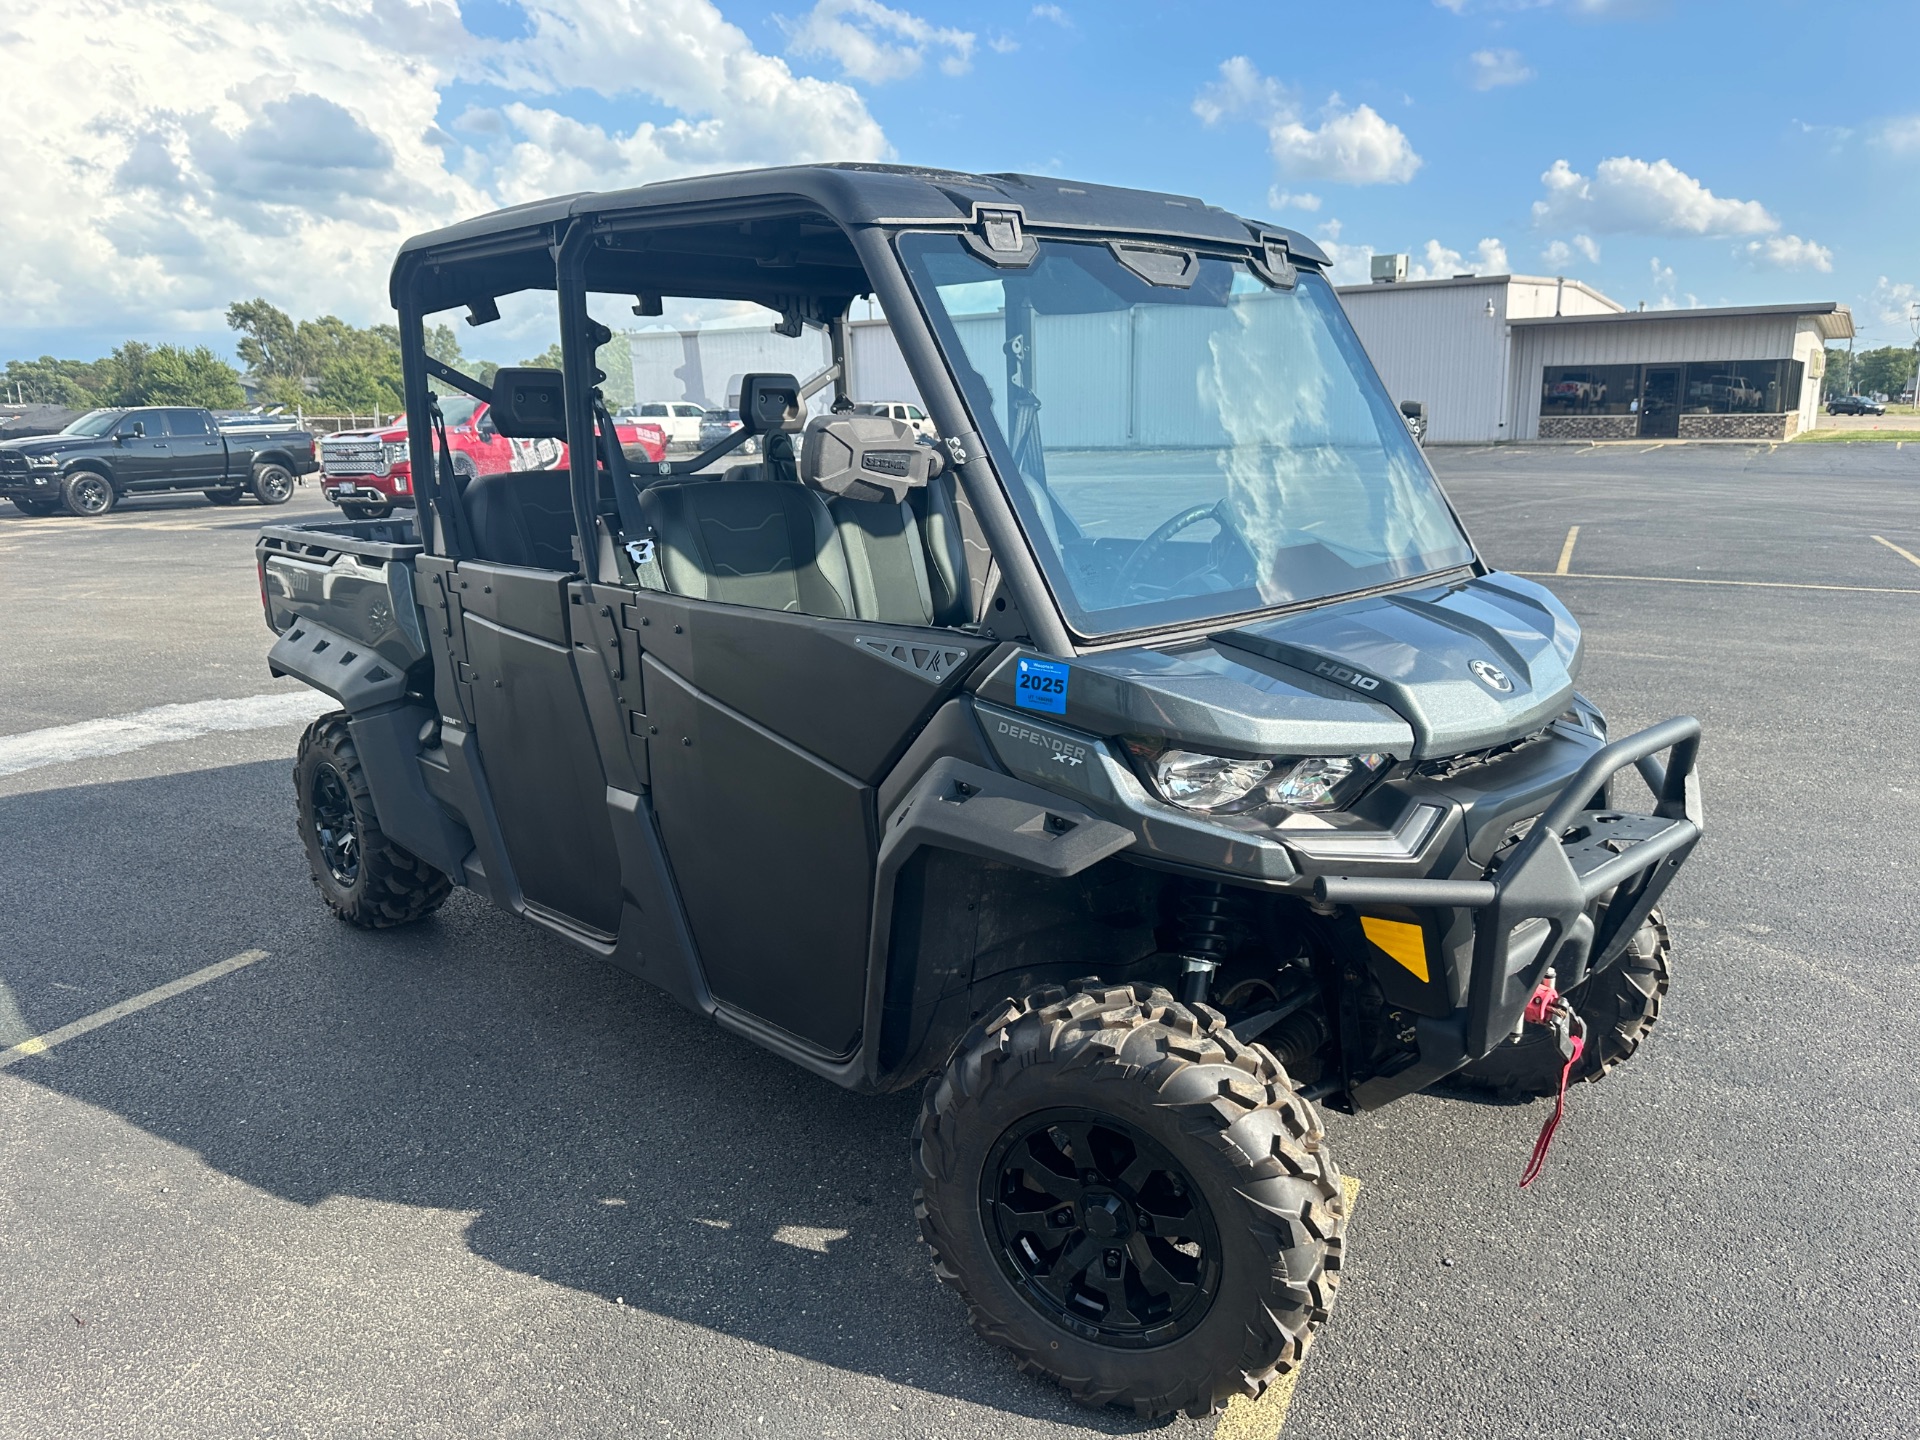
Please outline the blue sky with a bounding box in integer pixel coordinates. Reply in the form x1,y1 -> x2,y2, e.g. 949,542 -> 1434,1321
4,0 -> 1916,365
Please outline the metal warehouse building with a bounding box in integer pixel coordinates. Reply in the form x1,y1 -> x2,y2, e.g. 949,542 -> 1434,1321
1339,271 -> 1854,444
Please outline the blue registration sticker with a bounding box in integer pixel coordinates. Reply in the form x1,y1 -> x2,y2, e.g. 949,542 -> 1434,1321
1014,656 -> 1070,715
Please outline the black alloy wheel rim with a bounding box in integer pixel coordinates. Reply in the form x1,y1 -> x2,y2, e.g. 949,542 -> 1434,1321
982,1107 -> 1223,1348
309,763 -> 360,886
259,468 -> 293,501
72,477 -> 110,513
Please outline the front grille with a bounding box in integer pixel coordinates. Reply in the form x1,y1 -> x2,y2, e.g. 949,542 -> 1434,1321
0,452 -> 32,474
320,437 -> 382,476
1415,725 -> 1552,781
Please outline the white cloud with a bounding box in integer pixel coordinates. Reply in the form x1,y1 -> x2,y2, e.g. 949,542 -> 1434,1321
1469,48 -> 1534,89
785,0 -> 975,83
1542,233 -> 1601,267
1875,116 -> 1920,154
1533,157 -> 1778,236
1196,59 -> 1421,185
1409,237 -> 1508,279
1869,276 -> 1919,329
1743,234 -> 1833,273
1031,3 -> 1071,24
0,0 -> 890,337
1310,219 -> 1375,286
1267,189 -> 1322,212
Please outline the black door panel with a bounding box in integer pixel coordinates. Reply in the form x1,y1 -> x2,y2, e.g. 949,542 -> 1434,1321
644,655 -> 872,1055
458,562 -> 623,935
621,589 -> 992,784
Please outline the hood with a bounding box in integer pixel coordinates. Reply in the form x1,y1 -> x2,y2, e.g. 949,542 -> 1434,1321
323,425 -> 405,443
0,435 -> 79,457
1213,573 -> 1580,759
979,572 -> 1580,763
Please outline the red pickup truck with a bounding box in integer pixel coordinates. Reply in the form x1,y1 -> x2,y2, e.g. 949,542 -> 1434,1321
319,395 -> 666,519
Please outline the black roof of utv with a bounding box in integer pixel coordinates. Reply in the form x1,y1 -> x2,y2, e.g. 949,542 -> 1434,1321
390,163 -> 1328,311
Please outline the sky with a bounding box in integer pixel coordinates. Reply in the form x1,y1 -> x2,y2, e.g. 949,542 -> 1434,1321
2,0 -> 1916,367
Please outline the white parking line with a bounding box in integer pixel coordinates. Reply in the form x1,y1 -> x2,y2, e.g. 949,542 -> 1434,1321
0,950 -> 268,1070
0,691 -> 332,778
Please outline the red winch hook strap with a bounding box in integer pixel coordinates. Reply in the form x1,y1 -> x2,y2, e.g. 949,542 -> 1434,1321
1520,1016 -> 1586,1189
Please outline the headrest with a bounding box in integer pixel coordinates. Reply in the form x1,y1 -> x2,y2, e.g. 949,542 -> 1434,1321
739,373 -> 803,436
800,415 -> 935,504
488,367 -> 566,438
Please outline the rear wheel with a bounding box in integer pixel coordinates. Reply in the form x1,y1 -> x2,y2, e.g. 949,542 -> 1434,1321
915,983 -> 1345,1419
295,713 -> 452,928
251,462 -> 295,505
60,469 -> 117,517
339,500 -> 393,521
9,497 -> 57,516
204,487 -> 245,506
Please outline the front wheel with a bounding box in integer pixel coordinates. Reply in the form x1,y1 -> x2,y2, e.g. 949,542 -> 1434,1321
60,469 -> 117,517
204,487 -> 245,506
915,984 -> 1345,1420
251,462 -> 295,505
339,500 -> 393,521
295,713 -> 452,928
9,497 -> 57,516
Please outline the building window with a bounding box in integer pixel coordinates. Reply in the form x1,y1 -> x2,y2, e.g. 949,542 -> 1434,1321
1680,360 -> 1800,414
1541,365 -> 1640,416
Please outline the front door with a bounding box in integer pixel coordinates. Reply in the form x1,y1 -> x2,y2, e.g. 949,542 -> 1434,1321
113,411 -> 177,487
1640,367 -> 1681,438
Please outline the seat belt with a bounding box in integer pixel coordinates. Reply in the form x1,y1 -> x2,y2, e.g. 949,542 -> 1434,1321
428,397 -> 477,559
592,399 -> 667,590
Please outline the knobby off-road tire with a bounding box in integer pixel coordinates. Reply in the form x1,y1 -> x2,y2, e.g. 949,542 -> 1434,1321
295,713 -> 452,928
914,983 -> 1345,1420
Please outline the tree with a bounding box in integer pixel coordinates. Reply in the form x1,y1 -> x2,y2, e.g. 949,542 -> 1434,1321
1854,346 -> 1917,402
227,298 -> 301,382
1,355 -> 111,406
135,346 -> 246,406
1822,346 -> 1854,399
521,342 -> 566,370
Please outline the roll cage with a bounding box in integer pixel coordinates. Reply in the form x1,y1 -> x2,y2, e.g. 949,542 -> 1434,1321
388,164 -> 1362,654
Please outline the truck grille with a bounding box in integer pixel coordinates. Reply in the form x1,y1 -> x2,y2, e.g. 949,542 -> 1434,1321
320,437 -> 383,477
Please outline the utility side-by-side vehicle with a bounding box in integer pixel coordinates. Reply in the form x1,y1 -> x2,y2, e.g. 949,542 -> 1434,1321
257,165 -> 1703,1419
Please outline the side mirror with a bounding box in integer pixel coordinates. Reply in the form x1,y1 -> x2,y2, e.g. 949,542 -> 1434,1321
737,373 -> 802,436
125,421 -> 146,439
486,368 -> 566,439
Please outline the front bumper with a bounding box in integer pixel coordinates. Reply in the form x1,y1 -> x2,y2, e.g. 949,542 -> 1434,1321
1316,716 -> 1703,1106
0,469 -> 58,496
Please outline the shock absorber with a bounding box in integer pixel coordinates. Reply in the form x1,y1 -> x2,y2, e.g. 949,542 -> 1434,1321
1176,880 -> 1249,1006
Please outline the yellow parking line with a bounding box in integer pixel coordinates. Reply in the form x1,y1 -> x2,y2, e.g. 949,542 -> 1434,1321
1554,525 -> 1580,576
0,950 -> 268,1070
1213,1174 -> 1362,1440
1871,534 -> 1920,570
1519,570 -> 1920,596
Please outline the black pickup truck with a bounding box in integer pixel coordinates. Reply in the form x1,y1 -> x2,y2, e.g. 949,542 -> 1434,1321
0,406 -> 318,517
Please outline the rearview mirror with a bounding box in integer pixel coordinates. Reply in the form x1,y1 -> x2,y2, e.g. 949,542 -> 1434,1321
487,368 -> 566,439
737,373 -> 802,436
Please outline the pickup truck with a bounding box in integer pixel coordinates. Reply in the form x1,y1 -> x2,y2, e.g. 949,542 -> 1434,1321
0,406 -> 318,517
320,395 -> 667,520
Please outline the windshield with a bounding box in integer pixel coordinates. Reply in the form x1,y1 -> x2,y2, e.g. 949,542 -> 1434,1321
62,409 -> 126,437
898,235 -> 1477,636
440,395 -> 482,428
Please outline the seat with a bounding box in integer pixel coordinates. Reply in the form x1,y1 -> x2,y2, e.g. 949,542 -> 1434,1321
638,478 -> 855,616
464,468 -> 578,571
911,469 -> 971,626
827,495 -> 935,626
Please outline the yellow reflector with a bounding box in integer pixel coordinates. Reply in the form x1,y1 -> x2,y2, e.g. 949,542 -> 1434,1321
1361,915 -> 1429,983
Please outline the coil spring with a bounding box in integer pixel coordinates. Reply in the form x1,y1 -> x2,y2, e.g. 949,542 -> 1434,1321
1177,881 -> 1251,1003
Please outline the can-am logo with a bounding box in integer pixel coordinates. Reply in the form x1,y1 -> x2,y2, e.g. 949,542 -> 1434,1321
1313,660 -> 1381,693
1469,659 -> 1514,693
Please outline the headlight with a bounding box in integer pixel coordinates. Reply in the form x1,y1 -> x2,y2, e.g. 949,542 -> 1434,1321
1136,745 -> 1388,814
26,455 -> 56,467
381,441 -> 409,465
1149,750 -> 1274,811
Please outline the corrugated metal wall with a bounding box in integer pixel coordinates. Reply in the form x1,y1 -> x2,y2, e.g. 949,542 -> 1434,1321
1336,281 -> 1512,444
1507,313 -> 1800,439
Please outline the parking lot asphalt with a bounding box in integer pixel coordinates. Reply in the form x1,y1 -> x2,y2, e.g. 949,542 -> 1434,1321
2,445 -> 1918,1440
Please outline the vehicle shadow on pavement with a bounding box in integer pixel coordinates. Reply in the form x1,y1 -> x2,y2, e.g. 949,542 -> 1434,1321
0,760 -> 1170,1434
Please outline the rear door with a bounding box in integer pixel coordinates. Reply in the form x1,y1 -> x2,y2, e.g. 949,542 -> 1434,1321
163,409 -> 226,483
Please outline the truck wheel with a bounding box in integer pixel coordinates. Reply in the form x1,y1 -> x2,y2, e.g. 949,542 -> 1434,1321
204,487 -> 245,506
1453,911 -> 1670,1097
60,469 -> 117,517
9,497 -> 57,516
294,713 -> 452,928
340,501 -> 393,521
915,983 -> 1345,1420
251,462 -> 295,505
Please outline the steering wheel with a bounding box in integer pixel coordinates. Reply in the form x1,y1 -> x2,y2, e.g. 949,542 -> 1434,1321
1113,501 -> 1230,596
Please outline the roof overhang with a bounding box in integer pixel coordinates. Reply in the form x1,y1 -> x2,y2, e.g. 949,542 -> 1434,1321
1510,300 -> 1854,339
